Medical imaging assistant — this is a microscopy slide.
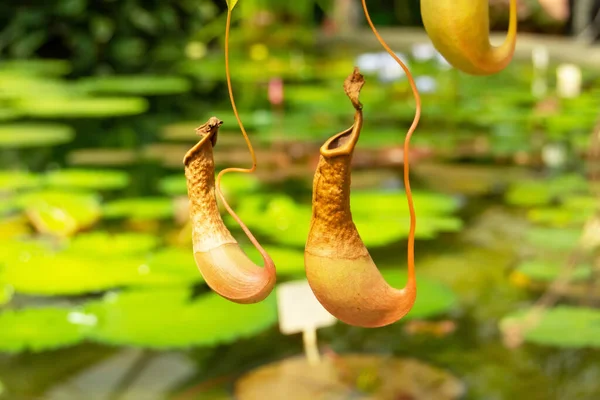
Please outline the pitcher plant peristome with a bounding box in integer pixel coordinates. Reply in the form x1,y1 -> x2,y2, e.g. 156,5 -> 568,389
304,67 -> 420,328
183,0 -> 276,304
420,0 -> 518,75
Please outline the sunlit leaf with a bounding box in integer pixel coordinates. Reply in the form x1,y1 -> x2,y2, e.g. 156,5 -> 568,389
77,75 -> 191,95
17,97 -> 148,118
517,260 -> 592,282
85,288 -> 277,348
0,170 -> 41,192
45,168 -> 130,191
16,190 -> 102,237
103,197 -> 175,220
0,284 -> 12,306
500,306 -> 600,348
0,308 -> 88,353
0,59 -> 71,76
0,124 -> 74,148
67,232 -> 159,257
526,227 -> 581,252
380,269 -> 458,320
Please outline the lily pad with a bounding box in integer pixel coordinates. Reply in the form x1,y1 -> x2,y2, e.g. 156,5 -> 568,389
0,171 -> 41,192
242,245 -> 306,277
500,306 -> 600,348
16,190 -> 102,237
505,174 -> 589,207
526,227 -> 582,252
229,191 -> 462,248
67,232 -> 159,257
516,260 -> 592,282
0,284 -> 12,306
0,123 -> 74,148
103,197 -> 175,220
0,308 -> 88,353
158,173 -> 260,198
380,269 -> 458,320
45,169 -> 130,191
140,247 -> 202,286
17,97 -> 148,118
0,243 -> 147,295
77,75 -> 191,95
84,288 -> 277,349
0,59 -> 71,76
235,355 -> 465,400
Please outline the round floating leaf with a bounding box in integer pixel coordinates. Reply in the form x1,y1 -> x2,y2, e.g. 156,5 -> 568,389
17,97 -> 148,118
230,191 -> 462,248
0,123 -> 74,148
158,173 -> 259,198
0,284 -> 13,306
380,269 -> 458,320
140,247 -> 202,286
16,190 -> 102,237
500,306 -> 600,348
526,227 -> 582,252
0,59 -> 71,76
0,171 -> 41,192
68,232 -> 159,257
103,197 -> 175,220
516,260 -> 592,282
77,75 -> 191,95
84,288 -> 277,348
0,308 -> 88,353
506,174 -> 589,207
527,207 -> 592,227
1,244 -> 146,295
45,169 -> 130,191
242,245 -> 305,276
67,148 -> 139,167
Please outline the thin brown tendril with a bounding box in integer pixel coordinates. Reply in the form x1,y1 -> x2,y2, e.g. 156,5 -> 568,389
215,9 -> 273,271
361,0 -> 421,285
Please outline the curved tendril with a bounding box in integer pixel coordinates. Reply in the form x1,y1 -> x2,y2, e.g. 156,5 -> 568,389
215,9 -> 272,268
361,0 -> 421,285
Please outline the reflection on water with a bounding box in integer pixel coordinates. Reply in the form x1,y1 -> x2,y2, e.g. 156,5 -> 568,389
1,49 -> 600,399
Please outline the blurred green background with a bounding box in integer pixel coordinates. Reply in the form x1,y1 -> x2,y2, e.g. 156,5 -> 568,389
1,0 -> 600,399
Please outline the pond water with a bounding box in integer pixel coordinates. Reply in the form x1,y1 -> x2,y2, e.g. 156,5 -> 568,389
1,45 -> 600,400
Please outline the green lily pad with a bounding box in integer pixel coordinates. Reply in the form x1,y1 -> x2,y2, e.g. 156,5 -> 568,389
241,245 -> 306,277
103,197 -> 175,220
16,190 -> 102,236
84,288 -> 277,348
140,247 -> 202,286
67,232 -> 159,257
0,308 -> 88,353
158,173 -> 259,198
527,207 -> 593,227
0,59 -> 71,76
17,96 -> 148,118
500,306 -> 600,348
230,191 -> 462,248
0,171 -> 41,191
380,269 -> 458,320
505,174 -> 589,207
0,243 -> 147,295
517,260 -> 592,282
45,169 -> 130,191
66,148 -> 139,166
77,75 -> 191,95
0,123 -> 74,148
526,227 -> 582,252
0,284 -> 12,306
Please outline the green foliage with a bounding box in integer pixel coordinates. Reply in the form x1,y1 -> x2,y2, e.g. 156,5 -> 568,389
0,308 -> 88,353
0,124 -> 74,148
516,260 -> 591,282
77,76 -> 192,96
84,288 -> 277,349
45,169 -> 131,191
500,306 -> 600,348
380,269 -> 458,320
67,232 -> 159,257
103,197 -> 175,220
230,191 -> 462,248
0,171 -> 41,192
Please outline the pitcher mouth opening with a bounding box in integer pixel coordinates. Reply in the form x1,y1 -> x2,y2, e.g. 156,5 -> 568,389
183,117 -> 223,165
